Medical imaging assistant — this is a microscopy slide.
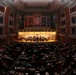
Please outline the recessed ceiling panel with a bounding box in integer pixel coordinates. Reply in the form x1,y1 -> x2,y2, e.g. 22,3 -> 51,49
26,2 -> 49,7
2,0 -> 71,12
22,0 -> 53,2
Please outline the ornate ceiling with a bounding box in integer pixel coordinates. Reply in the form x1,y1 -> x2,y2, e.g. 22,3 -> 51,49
0,0 -> 73,13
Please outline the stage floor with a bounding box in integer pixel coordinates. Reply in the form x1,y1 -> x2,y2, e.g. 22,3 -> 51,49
16,39 -> 57,43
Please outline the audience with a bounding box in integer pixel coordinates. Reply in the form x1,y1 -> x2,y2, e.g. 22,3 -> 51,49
0,42 -> 76,75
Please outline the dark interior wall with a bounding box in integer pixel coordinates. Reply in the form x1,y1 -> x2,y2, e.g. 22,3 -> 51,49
19,14 -> 24,29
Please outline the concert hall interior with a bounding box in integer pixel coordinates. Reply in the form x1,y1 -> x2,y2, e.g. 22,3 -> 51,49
0,0 -> 76,75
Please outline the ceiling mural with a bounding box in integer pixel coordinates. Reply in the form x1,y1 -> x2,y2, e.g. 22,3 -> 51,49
0,0 -> 74,12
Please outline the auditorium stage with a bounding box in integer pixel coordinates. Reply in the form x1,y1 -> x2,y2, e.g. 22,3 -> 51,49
15,40 -> 57,44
